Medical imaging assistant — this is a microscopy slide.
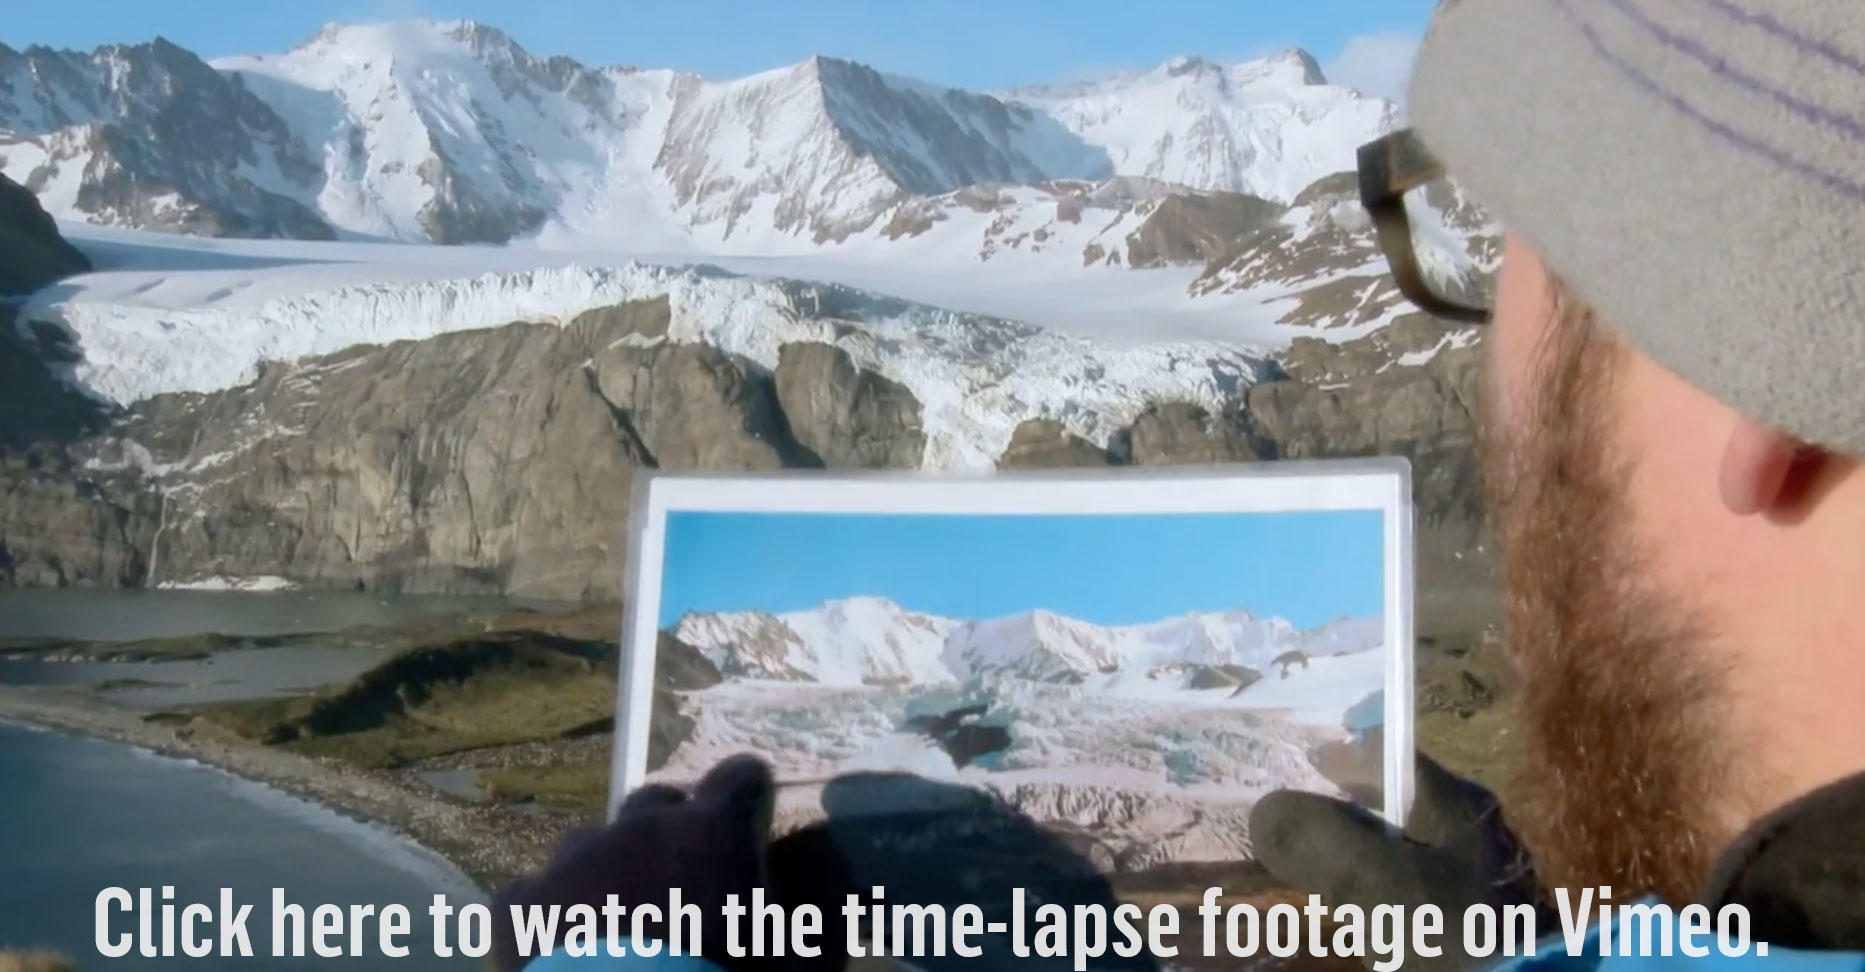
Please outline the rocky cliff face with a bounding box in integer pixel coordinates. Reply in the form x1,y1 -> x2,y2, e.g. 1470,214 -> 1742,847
0,172 -> 89,296
52,298 -> 921,598
0,173 -> 154,587
0,454 -> 156,587
104,299 -> 765,599
3,291 -> 1486,608
774,342 -> 926,468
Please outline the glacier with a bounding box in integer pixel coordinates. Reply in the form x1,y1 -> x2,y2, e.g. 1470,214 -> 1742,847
654,597 -> 1387,869
27,225 -> 1304,471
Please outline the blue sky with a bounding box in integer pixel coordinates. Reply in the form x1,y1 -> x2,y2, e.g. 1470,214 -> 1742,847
5,0 -> 1435,98
656,509 -> 1385,629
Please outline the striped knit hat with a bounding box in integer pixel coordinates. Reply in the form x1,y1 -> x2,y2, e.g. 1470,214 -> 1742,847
1410,0 -> 1865,453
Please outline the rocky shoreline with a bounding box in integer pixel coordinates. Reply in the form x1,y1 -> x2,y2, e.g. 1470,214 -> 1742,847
0,683 -> 574,892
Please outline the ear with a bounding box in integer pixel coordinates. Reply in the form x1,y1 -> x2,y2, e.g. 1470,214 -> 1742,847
1718,417 -> 1819,515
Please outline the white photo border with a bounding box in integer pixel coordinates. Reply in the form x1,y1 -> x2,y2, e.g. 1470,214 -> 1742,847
609,459 -> 1416,828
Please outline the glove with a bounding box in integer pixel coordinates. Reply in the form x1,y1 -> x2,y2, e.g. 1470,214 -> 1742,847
1247,753 -> 1545,972
491,754 -> 777,972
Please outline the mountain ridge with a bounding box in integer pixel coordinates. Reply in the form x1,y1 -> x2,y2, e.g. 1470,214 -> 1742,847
670,594 -> 1381,687
1,20 -> 1394,245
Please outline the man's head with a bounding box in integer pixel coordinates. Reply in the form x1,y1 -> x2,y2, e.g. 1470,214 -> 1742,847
1403,0 -> 1865,902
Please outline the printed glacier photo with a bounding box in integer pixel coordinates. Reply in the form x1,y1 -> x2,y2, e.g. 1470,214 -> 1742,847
641,507 -> 1390,880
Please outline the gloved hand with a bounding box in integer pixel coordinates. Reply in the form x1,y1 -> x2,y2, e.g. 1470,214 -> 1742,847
491,754 -> 777,972
1248,753 -> 1545,972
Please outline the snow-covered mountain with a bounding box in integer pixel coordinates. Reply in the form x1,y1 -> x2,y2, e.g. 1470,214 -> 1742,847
654,55 -> 1112,245
0,39 -> 330,237
676,596 -> 959,684
672,595 -> 1380,687
1004,51 -> 1399,203
0,21 -> 1396,247
212,21 -> 681,245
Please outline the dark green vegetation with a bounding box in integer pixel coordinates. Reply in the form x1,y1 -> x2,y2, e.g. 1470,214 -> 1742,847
195,607 -> 621,771
209,634 -> 614,767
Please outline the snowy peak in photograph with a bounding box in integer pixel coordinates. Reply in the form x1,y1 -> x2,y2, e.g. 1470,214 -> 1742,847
0,21 -> 1399,245
671,596 -> 1381,688
674,596 -> 958,686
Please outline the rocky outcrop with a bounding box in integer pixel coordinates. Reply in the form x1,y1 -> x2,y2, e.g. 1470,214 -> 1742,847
1123,190 -> 1282,269
0,314 -> 936,596
0,173 -> 90,296
651,632 -> 722,771
997,419 -> 1113,469
0,307 -> 110,450
0,454 -> 155,587
1253,314 -> 1483,526
593,339 -> 813,471
1117,402 -> 1271,465
773,342 -> 925,469
1267,316 -> 1495,631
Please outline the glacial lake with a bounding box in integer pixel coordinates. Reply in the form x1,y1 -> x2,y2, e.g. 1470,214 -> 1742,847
0,589 -> 575,707
0,722 -> 481,968
0,589 -> 570,968
0,587 -> 548,642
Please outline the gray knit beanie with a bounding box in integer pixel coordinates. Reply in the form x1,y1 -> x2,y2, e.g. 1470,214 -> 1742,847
1409,0 -> 1865,453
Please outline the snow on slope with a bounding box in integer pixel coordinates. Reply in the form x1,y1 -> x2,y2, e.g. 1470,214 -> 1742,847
1229,650 -> 1387,726
655,56 -> 1110,244
0,38 -> 330,237
676,597 -> 958,684
673,596 -> 1381,687
213,22 -> 684,244
1004,51 -> 1399,203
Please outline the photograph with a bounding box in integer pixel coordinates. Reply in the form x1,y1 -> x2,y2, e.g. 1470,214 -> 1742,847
615,469 -> 1410,893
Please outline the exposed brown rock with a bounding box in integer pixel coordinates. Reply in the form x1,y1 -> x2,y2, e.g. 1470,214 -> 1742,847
997,418 -> 1113,468
593,340 -> 805,471
0,452 -> 154,587
773,342 -> 925,469
1123,190 -> 1282,269
1118,402 -> 1270,466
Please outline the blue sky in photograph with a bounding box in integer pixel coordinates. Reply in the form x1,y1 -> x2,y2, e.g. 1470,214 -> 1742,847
5,0 -> 1435,98
656,509 -> 1385,629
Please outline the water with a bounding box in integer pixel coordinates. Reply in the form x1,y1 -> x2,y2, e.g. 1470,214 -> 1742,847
0,588 -> 547,642
0,589 -> 574,707
0,590 -> 565,968
0,722 -> 480,968
0,646 -> 400,708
